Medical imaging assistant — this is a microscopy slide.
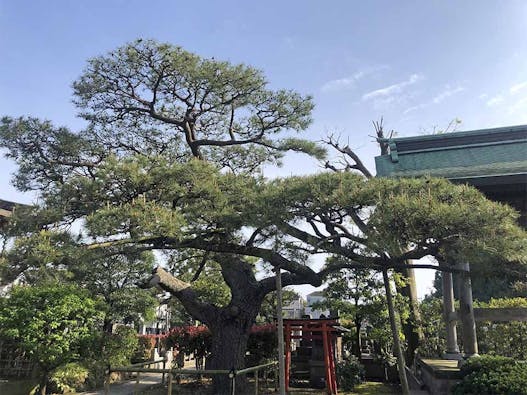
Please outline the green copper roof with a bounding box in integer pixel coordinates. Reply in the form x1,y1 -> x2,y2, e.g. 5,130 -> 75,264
375,125 -> 527,182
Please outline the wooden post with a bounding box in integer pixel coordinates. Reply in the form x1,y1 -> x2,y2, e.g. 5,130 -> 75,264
382,268 -> 410,395
457,262 -> 479,357
104,368 -> 110,395
254,368 -> 259,395
275,266 -> 286,395
284,323 -> 291,392
322,324 -> 335,395
134,371 -> 141,395
328,333 -> 337,393
397,264 -> 424,366
167,370 -> 173,395
230,370 -> 236,395
442,271 -> 461,359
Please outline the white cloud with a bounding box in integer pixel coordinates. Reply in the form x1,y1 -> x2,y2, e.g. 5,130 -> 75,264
321,65 -> 388,93
403,84 -> 464,115
432,85 -> 465,104
362,73 -> 423,101
403,104 -> 426,115
478,93 -> 489,100
510,81 -> 527,94
321,72 -> 364,92
487,95 -> 504,107
509,96 -> 527,114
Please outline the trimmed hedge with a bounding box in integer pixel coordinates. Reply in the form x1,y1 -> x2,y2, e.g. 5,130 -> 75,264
336,356 -> 364,391
453,355 -> 527,395
164,324 -> 278,365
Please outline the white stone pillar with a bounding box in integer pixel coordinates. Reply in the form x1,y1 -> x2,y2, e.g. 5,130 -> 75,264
441,271 -> 461,359
456,262 -> 479,357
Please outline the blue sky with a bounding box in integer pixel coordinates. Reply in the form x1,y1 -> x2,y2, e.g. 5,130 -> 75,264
1,1 -> 527,296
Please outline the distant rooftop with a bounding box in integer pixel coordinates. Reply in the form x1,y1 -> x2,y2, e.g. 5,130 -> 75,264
0,199 -> 17,220
307,291 -> 325,297
374,125 -> 527,226
0,199 -> 29,226
0,199 -> 17,213
375,124 -> 527,185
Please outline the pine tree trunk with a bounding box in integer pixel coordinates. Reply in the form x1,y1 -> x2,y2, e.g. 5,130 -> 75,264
206,317 -> 252,394
103,318 -> 113,333
354,316 -> 362,360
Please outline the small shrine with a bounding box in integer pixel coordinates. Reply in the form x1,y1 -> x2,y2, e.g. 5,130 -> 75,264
283,318 -> 349,395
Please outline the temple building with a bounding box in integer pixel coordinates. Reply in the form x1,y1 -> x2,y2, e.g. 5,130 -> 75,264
375,124 -> 527,393
375,124 -> 526,226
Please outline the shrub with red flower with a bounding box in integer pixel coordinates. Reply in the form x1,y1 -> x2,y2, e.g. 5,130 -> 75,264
134,335 -> 158,362
247,324 -> 277,363
159,324 -> 278,367
164,325 -> 212,361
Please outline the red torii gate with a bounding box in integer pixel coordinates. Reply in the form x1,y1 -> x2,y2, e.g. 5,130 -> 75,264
283,318 -> 342,395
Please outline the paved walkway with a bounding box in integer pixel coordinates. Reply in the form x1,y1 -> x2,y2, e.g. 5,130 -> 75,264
79,373 -> 164,395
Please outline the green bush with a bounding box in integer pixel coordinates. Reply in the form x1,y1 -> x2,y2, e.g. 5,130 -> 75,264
418,297 -> 527,359
418,297 -> 446,358
452,355 -> 527,395
80,326 -> 139,389
133,335 -> 157,362
246,324 -> 277,364
105,326 -> 139,367
50,362 -> 89,393
336,356 -> 364,391
476,298 -> 527,360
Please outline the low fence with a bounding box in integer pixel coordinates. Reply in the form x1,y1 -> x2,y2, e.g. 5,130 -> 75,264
106,360 -> 278,395
0,341 -> 34,378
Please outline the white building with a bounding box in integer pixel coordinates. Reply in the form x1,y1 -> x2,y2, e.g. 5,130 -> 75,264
282,296 -> 305,319
138,304 -> 171,335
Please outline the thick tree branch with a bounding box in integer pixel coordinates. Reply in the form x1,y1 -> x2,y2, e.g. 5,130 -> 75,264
191,251 -> 210,282
323,134 -> 373,178
277,222 -> 378,265
258,271 -> 324,294
149,266 -> 216,322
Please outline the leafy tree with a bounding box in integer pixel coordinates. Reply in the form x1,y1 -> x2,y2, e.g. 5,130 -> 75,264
417,296 -> 446,357
0,284 -> 103,395
432,259 -> 527,302
259,173 -> 526,394
70,252 -> 158,331
1,40 -> 525,395
323,125 -> 424,366
164,250 -> 231,326
0,222 -> 158,332
312,263 -> 385,359
257,288 -> 301,324
0,39 -> 321,394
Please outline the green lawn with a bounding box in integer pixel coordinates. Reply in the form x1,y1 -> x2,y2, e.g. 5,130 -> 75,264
285,382 -> 400,394
346,381 -> 400,394
139,381 -> 400,394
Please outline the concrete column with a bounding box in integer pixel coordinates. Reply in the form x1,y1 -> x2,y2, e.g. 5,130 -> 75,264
456,262 -> 479,357
441,271 -> 461,359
